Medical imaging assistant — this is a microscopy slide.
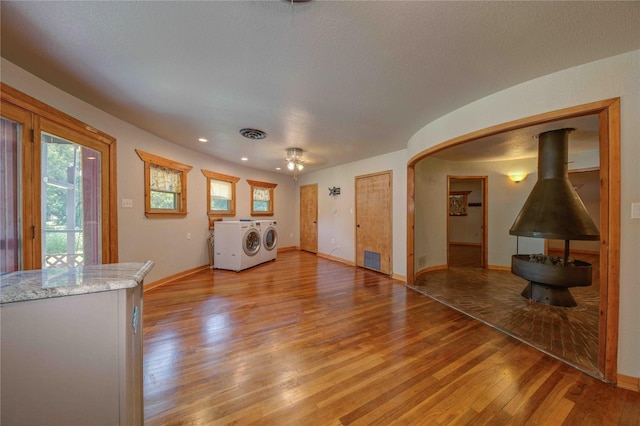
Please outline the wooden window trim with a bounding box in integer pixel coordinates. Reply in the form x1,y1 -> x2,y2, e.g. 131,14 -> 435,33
247,179 -> 277,217
136,149 -> 192,218
201,169 -> 240,217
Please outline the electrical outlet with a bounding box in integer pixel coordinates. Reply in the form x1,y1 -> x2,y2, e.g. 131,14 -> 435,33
187,232 -> 191,240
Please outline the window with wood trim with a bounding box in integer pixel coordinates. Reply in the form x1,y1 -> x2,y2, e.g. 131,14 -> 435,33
247,179 -> 277,216
201,169 -> 239,217
135,150 -> 192,218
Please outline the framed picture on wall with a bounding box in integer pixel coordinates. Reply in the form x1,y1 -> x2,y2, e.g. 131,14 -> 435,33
449,191 -> 471,216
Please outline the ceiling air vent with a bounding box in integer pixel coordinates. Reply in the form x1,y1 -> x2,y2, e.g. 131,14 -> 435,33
239,128 -> 267,140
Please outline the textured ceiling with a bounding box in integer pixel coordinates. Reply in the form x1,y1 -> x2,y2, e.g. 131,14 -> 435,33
2,1 -> 638,174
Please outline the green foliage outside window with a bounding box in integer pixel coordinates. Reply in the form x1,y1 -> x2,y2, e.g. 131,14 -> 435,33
253,201 -> 269,212
211,198 -> 230,211
151,191 -> 178,210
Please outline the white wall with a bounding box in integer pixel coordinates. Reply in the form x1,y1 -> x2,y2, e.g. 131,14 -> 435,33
415,156 -> 543,269
408,50 -> 640,378
297,149 -> 407,278
1,59 -> 298,284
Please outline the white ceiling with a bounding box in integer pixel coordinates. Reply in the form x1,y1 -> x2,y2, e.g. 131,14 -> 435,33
2,1 -> 639,174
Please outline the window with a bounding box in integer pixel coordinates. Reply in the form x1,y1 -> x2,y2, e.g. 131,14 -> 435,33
247,179 -> 277,216
136,150 -> 192,218
201,169 -> 239,217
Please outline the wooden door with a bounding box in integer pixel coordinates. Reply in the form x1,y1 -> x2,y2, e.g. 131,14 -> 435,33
355,171 -> 392,275
300,184 -> 318,253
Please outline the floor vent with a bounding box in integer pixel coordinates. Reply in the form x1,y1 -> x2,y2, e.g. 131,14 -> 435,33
364,250 -> 381,270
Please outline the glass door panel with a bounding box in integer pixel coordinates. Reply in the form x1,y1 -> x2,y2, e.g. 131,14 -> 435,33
41,132 -> 101,268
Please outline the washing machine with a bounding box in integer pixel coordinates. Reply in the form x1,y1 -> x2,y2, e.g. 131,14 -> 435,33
213,221 -> 261,271
257,220 -> 278,263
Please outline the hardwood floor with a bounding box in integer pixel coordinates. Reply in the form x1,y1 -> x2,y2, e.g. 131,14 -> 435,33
414,249 -> 600,377
143,251 -> 639,425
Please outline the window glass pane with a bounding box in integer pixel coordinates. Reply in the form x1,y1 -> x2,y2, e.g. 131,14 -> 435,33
211,198 -> 230,212
41,133 -> 101,268
151,191 -> 177,210
253,201 -> 269,212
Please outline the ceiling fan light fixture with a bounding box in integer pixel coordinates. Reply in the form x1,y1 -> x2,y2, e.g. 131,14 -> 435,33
285,147 -> 305,179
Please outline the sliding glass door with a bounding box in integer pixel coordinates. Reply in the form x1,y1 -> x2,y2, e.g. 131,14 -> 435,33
1,84 -> 117,272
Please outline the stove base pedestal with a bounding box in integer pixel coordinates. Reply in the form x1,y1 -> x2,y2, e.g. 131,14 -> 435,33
521,281 -> 577,307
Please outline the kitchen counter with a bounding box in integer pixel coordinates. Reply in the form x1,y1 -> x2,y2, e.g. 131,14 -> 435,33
1,261 -> 153,425
0,261 -> 154,304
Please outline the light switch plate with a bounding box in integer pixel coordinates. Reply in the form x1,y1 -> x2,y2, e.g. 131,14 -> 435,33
631,202 -> 640,219
121,198 -> 133,208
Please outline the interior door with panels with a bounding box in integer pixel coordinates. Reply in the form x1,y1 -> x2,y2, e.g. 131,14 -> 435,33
300,183 -> 318,253
355,171 -> 392,275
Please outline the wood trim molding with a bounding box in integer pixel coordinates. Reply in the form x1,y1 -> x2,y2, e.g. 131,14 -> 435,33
246,179 -> 277,188
391,273 -> 407,282
143,264 -> 210,293
488,265 -> 512,271
617,374 -> 640,392
1,83 -> 116,145
277,246 -> 298,253
407,98 -> 620,166
449,242 -> 481,247
415,265 -> 448,280
317,251 -> 356,267
406,97 -> 621,383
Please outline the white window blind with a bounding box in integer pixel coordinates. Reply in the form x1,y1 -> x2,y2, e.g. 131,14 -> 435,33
150,164 -> 182,193
210,179 -> 232,200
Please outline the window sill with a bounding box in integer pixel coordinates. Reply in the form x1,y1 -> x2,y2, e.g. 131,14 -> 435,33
145,211 -> 188,219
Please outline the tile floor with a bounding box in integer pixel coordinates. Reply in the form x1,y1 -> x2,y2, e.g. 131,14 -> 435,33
409,246 -> 600,378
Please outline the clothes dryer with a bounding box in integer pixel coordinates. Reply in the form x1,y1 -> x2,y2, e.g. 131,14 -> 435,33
213,221 -> 261,271
257,220 -> 278,263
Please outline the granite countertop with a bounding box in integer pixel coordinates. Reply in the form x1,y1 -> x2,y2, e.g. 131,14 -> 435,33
0,261 -> 154,304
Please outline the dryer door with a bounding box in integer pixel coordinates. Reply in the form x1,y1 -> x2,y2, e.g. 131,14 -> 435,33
263,227 -> 277,252
243,228 -> 261,257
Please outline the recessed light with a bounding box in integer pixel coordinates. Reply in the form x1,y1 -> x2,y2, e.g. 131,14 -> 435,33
198,138 -> 209,143
275,167 -> 281,171
241,157 -> 248,161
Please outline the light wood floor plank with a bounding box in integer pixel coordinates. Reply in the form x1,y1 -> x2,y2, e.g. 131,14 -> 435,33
143,251 -> 639,425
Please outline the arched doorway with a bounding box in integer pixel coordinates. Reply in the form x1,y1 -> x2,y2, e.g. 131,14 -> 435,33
406,98 -> 620,383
